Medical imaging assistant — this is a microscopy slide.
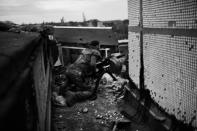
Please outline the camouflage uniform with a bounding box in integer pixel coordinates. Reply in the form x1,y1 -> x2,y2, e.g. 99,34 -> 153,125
62,48 -> 101,106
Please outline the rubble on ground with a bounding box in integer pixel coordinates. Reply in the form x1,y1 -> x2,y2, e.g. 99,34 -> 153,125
52,68 -> 131,131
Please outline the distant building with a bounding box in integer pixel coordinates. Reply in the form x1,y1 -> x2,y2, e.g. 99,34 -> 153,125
86,20 -> 105,27
97,21 -> 105,27
118,39 -> 128,55
87,22 -> 94,27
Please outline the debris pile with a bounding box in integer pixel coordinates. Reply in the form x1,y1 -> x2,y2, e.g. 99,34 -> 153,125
52,67 -> 131,131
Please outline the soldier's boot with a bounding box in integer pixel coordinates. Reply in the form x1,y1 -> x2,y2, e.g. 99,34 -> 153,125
65,90 -> 93,107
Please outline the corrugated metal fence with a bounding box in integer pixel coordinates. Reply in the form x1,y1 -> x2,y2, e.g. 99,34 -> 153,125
33,37 -> 53,131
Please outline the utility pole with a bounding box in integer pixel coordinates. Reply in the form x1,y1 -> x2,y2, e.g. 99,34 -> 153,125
82,12 -> 86,22
60,17 -> 64,23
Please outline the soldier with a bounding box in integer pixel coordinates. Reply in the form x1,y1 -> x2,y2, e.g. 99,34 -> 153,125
56,40 -> 101,107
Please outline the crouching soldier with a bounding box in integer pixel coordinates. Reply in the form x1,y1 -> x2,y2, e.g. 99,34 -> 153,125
57,40 -> 101,107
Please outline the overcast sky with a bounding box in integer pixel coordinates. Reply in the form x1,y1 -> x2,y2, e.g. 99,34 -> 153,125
0,0 -> 128,24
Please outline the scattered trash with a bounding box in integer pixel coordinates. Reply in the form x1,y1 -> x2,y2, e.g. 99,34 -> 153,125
96,114 -> 103,119
82,107 -> 88,113
89,101 -> 95,106
101,74 -> 114,85
56,96 -> 66,105
53,95 -> 66,106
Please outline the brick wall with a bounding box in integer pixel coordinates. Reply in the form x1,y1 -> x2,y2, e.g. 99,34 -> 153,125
128,0 -> 197,128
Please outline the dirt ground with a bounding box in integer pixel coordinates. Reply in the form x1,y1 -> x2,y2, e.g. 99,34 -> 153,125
51,74 -> 153,131
52,76 -> 129,130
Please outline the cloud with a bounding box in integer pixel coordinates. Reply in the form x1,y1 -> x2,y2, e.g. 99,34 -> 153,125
29,0 -> 120,11
35,0 -> 96,11
0,0 -> 30,6
0,0 -> 127,24
0,3 -> 43,16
